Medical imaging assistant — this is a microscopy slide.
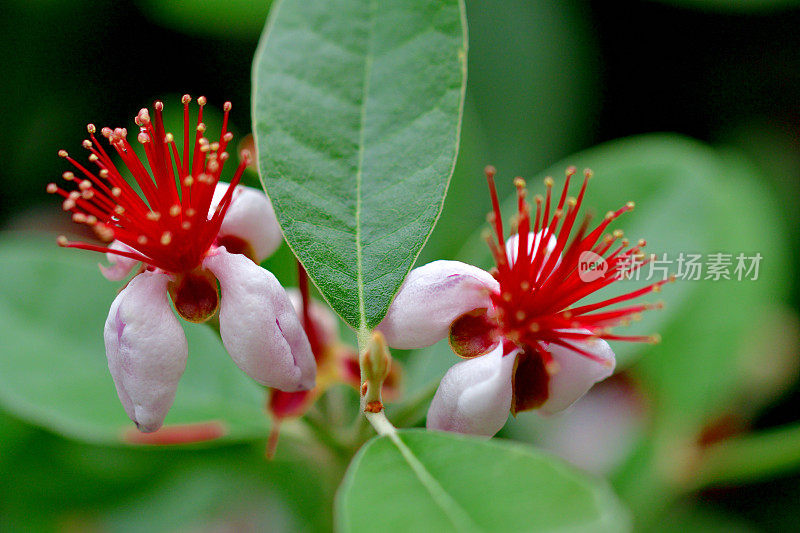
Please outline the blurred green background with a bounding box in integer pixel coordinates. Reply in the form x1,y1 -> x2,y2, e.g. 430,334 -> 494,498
1,0 -> 799,531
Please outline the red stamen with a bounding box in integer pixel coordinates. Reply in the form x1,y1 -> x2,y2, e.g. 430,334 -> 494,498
484,167 -> 668,368
49,97 -> 247,275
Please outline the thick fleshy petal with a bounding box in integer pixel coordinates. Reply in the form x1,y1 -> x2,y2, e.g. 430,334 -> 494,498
98,240 -> 140,281
211,182 -> 283,263
286,288 -> 339,349
104,271 -> 188,433
538,331 -> 616,415
426,345 -> 516,437
204,249 -> 315,391
377,261 -> 498,349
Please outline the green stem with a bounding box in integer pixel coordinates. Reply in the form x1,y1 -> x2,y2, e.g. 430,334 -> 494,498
693,422 -> 800,488
357,329 -> 398,437
365,410 -> 396,436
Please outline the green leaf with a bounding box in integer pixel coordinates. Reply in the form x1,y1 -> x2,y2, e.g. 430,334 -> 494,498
0,234 -> 269,445
336,429 -> 630,532
253,0 -> 468,331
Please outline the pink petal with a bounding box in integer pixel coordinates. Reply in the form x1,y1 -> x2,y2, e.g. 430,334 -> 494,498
98,240 -> 140,281
104,271 -> 188,433
376,261 -> 498,349
211,182 -> 283,263
426,345 -> 516,437
204,249 -> 316,391
538,330 -> 616,415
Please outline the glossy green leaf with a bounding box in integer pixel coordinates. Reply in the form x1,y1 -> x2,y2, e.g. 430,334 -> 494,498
336,429 -> 630,532
0,234 -> 269,445
253,0 -> 467,331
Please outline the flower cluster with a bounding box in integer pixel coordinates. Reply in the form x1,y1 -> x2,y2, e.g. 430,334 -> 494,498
49,96 -> 315,432
377,166 -> 671,436
50,94 -> 668,442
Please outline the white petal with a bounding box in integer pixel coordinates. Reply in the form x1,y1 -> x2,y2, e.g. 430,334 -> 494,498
376,261 -> 498,349
104,271 -> 188,432
211,182 -> 283,262
426,345 -> 516,437
538,330 -> 616,415
285,288 -> 339,348
98,240 -> 139,281
204,249 -> 316,391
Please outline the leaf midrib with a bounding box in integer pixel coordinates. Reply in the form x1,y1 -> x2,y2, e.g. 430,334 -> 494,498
388,432 -> 482,532
354,0 -> 377,335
